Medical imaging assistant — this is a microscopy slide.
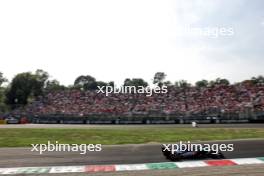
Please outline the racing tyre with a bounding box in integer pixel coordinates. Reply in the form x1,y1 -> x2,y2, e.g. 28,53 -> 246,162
211,153 -> 225,159
168,153 -> 181,161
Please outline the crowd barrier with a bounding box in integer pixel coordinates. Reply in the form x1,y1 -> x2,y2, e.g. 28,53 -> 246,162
0,120 -> 7,124
9,111 -> 264,124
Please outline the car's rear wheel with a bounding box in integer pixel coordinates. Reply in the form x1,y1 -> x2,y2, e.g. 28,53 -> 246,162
169,153 -> 181,161
210,153 -> 225,159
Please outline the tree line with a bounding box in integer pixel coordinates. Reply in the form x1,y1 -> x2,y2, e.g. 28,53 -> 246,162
0,70 -> 264,113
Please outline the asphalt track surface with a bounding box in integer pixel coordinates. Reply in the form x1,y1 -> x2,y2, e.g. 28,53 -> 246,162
0,139 -> 264,168
0,124 -> 264,175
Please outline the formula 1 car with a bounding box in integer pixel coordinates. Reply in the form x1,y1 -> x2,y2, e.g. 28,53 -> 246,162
161,145 -> 225,161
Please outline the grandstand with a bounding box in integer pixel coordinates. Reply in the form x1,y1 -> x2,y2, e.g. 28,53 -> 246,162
9,81 -> 264,124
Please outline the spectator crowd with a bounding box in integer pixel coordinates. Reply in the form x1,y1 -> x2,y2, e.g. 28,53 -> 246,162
15,81 -> 264,117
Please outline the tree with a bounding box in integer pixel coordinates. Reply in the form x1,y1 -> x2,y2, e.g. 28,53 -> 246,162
209,78 -> 230,86
211,78 -> 230,85
0,72 -> 7,87
215,78 -> 230,85
153,72 -> 166,87
174,81 -> 180,88
251,76 -> 264,84
123,78 -> 148,87
5,70 -> 49,108
45,79 -> 66,91
35,69 -> 49,84
209,80 -> 216,87
32,69 -> 49,96
5,72 -> 35,107
0,89 -> 8,113
108,81 -> 115,87
0,72 -> 8,112
74,75 -> 97,90
195,80 -> 209,88
178,80 -> 191,88
163,81 -> 172,86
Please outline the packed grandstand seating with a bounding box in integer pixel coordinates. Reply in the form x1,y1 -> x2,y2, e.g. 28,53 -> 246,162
12,81 -> 264,117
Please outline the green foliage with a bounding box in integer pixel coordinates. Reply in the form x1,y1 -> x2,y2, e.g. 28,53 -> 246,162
251,76 -> 264,84
0,87 -> 8,113
178,80 -> 191,88
32,69 -> 49,96
108,81 -> 115,87
0,72 -> 7,87
5,70 -> 49,108
195,79 -> 209,88
209,78 -> 230,86
123,78 -> 148,87
74,75 -> 115,90
163,81 -> 172,86
153,72 -> 166,86
45,79 -> 66,91
74,75 -> 97,90
0,72 -> 8,113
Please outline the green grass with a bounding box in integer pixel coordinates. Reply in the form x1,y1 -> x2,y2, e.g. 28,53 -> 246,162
0,128 -> 264,147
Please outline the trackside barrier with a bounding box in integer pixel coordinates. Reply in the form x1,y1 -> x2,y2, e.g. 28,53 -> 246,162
20,117 -> 28,124
0,120 -> 7,124
33,119 -> 255,124
28,112 -> 264,124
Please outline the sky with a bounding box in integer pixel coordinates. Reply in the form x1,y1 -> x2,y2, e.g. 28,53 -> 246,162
0,0 -> 264,86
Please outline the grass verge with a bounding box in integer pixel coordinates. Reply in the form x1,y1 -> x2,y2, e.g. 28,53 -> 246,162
0,127 -> 264,147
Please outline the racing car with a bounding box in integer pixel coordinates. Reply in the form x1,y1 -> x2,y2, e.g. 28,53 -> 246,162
161,145 -> 225,161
